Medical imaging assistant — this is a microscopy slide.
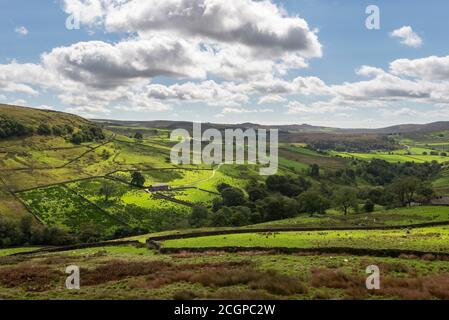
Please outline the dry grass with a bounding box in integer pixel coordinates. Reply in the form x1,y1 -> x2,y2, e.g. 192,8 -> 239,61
127,260 -> 306,297
310,267 -> 449,300
0,265 -> 63,292
82,260 -> 172,285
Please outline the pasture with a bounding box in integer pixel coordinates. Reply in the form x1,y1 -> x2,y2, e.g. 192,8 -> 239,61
161,226 -> 449,253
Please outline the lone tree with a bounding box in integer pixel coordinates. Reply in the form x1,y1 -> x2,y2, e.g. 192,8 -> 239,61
334,187 -> 359,215
131,171 -> 145,187
134,132 -> 143,140
99,181 -> 117,201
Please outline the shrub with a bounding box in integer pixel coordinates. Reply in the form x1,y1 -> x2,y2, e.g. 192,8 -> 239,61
37,124 -> 52,135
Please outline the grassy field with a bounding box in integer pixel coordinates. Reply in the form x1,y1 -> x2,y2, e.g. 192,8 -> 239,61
333,151 -> 449,163
161,226 -> 449,253
0,247 -> 43,257
253,206 -> 449,228
279,148 -> 347,170
18,185 -> 124,235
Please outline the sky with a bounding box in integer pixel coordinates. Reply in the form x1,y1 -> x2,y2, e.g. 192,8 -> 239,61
0,0 -> 448,128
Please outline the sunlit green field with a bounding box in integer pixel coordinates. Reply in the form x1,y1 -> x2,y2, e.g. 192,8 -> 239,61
333,151 -> 448,163
19,185 -> 123,235
254,206 -> 449,228
162,226 -> 449,253
0,247 -> 43,257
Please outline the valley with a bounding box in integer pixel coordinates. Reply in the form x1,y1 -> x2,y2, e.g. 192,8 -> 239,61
1,104 -> 449,300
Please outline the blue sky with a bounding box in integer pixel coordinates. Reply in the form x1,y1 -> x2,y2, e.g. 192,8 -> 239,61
0,0 -> 448,128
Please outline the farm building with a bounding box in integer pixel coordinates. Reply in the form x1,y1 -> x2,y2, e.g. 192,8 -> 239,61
149,184 -> 171,192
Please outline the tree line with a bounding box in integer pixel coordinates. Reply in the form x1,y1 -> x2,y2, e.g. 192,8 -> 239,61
188,159 -> 441,228
0,115 -> 105,144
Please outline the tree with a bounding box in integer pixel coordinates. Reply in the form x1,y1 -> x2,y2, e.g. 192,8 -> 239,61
265,175 -> 309,197
134,132 -> 143,140
209,207 -> 232,227
389,176 -> 421,207
131,172 -> 145,187
247,184 -> 268,202
99,181 -> 117,201
51,125 -> 64,136
189,205 -> 210,227
64,124 -> 74,134
221,187 -> 246,207
363,199 -> 375,213
228,206 -> 251,226
0,116 -> 31,139
217,183 -> 232,193
334,187 -> 359,215
71,133 -> 83,145
309,164 -> 320,178
297,190 -> 330,216
256,195 -> 299,221
416,182 -> 435,204
19,215 -> 33,243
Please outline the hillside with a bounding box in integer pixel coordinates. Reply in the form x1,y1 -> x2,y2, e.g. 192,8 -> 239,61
0,104 -> 90,130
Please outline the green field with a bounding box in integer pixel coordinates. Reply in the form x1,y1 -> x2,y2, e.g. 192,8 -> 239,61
162,226 -> 449,253
19,185 -> 124,235
334,151 -> 449,163
254,206 -> 449,228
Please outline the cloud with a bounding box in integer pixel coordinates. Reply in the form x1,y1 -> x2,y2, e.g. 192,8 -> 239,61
332,73 -> 431,102
0,62 -> 56,95
145,80 -> 248,107
60,0 -> 322,84
15,26 -> 28,36
42,38 -> 209,89
64,0 -> 322,58
222,107 -> 253,114
286,100 -> 353,115
390,26 -> 422,48
390,55 -> 449,81
218,107 -> 274,117
36,105 -> 55,110
258,95 -> 287,104
380,107 -> 420,117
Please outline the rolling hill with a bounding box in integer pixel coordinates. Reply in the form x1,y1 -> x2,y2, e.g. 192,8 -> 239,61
0,104 -> 90,130
95,118 -> 449,135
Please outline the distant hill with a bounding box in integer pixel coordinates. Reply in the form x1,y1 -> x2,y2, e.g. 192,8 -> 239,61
345,122 -> 449,134
95,119 -> 449,135
2,104 -> 447,137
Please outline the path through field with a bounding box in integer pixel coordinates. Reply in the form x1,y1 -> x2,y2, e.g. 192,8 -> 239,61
181,163 -> 223,188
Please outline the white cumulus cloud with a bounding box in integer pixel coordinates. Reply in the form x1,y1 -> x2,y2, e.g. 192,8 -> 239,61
390,26 -> 422,48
